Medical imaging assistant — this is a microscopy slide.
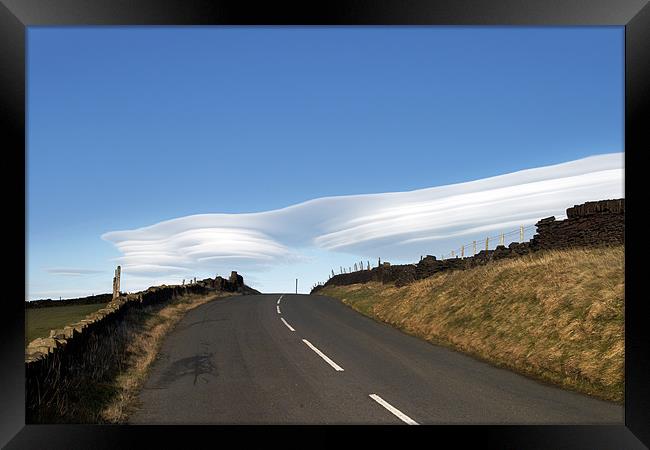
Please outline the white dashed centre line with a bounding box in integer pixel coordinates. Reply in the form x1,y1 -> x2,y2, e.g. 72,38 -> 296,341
302,339 -> 344,372
369,394 -> 419,425
277,305 -> 281,314
277,295 -> 283,305
280,317 -> 295,332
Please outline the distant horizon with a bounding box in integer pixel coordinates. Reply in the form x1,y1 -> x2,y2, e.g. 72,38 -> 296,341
27,152 -> 624,301
27,26 -> 624,299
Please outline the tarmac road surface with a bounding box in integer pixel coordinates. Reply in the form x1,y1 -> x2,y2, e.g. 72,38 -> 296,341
129,293 -> 623,425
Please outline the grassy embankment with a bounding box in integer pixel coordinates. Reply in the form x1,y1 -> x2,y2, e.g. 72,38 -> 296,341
26,303 -> 108,345
318,246 -> 624,402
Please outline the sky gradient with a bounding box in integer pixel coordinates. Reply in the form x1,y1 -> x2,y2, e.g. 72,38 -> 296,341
27,27 -> 624,298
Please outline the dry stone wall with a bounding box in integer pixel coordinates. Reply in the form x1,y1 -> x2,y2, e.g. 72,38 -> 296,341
312,198 -> 624,293
529,199 -> 624,251
25,272 -> 258,422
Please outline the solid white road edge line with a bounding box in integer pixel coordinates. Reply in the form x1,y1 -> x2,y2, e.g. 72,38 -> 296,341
368,394 -> 419,425
280,317 -> 295,332
302,339 -> 344,372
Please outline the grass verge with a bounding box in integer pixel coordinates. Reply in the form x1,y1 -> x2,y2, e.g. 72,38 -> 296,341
27,291 -> 235,423
99,292 -> 233,423
318,246 -> 624,403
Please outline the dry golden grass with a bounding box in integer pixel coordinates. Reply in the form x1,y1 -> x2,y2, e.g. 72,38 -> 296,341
320,246 -> 624,402
99,292 -> 233,423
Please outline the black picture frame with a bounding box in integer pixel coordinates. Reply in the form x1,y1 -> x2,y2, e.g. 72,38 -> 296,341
2,1 -> 648,448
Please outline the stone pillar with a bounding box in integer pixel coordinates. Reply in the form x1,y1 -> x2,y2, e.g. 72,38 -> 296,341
229,271 -> 243,287
112,265 -> 121,300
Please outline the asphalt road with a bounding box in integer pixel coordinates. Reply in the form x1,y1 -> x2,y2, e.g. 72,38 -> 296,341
129,293 -> 623,425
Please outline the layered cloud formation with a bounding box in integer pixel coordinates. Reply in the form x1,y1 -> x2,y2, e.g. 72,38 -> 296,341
102,153 -> 623,287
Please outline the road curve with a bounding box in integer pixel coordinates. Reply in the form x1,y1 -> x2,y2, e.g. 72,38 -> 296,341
129,293 -> 622,425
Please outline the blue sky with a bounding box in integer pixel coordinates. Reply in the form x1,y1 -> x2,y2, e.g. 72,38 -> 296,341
27,27 -> 624,298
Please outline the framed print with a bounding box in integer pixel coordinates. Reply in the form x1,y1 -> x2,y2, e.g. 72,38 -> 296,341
2,0 -> 648,448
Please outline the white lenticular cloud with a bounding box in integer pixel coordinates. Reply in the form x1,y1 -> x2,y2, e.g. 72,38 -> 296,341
101,153 -> 623,284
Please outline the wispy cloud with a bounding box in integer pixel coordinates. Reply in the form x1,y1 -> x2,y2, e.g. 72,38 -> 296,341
46,268 -> 106,277
102,153 -> 623,286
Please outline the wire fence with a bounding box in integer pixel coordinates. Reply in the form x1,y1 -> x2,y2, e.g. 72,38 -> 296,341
314,218 -> 563,290
436,214 -> 567,261
438,223 -> 537,260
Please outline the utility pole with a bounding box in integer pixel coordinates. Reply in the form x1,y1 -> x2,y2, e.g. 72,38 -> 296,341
295,278 -> 298,294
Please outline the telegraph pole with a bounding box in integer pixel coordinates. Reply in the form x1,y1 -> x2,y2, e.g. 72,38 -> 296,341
295,278 -> 298,294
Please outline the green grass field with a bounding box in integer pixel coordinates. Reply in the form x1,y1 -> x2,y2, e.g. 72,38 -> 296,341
26,303 -> 108,346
